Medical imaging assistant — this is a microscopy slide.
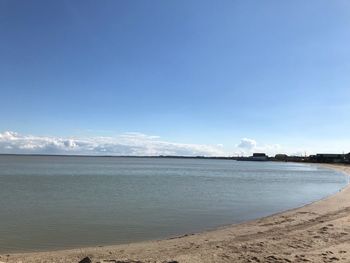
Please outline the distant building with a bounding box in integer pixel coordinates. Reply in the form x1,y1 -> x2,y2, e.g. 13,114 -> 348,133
252,153 -> 268,161
270,152 -> 350,164
310,154 -> 346,163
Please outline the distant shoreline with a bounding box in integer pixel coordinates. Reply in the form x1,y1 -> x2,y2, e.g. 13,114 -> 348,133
2,164 -> 350,262
1,153 -> 349,165
0,153 -> 234,159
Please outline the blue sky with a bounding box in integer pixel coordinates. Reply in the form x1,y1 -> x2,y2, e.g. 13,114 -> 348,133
1,0 -> 350,156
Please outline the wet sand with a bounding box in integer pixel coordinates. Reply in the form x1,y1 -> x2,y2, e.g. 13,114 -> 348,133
1,164 -> 350,263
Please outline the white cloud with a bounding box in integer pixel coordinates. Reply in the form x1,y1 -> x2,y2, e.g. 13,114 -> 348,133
0,131 -> 226,157
237,138 -> 257,151
236,138 -> 281,156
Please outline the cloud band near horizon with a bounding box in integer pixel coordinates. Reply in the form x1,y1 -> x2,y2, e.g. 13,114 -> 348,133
0,131 -> 227,156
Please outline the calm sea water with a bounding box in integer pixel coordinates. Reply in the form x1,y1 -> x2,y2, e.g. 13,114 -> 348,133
0,156 -> 347,253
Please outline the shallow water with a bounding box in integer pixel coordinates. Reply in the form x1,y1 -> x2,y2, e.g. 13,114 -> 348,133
0,156 -> 347,252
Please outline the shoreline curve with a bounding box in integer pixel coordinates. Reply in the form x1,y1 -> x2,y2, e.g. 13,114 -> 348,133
2,163 -> 350,263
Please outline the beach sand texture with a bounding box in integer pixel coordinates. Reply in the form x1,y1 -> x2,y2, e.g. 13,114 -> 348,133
1,164 -> 350,263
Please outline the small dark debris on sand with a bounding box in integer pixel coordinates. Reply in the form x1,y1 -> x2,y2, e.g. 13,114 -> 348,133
79,257 -> 92,263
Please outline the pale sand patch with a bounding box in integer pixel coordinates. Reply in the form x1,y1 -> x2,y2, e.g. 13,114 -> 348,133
1,164 -> 350,263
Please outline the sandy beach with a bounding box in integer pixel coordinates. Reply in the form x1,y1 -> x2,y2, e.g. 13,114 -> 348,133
1,164 -> 350,263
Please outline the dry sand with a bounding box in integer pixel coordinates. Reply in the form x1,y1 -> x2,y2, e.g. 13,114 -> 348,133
1,164 -> 350,263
